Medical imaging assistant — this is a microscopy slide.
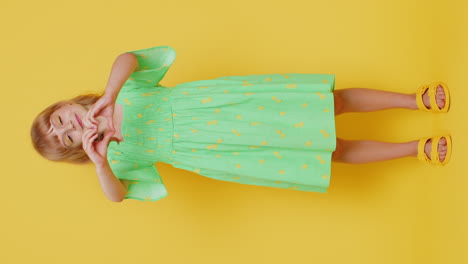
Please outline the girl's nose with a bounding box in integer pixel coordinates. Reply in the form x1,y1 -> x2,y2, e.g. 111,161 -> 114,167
65,119 -> 74,130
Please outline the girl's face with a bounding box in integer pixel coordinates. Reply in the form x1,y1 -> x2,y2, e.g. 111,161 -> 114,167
47,103 -> 109,148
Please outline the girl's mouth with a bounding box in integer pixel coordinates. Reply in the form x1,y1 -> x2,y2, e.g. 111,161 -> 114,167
75,114 -> 84,129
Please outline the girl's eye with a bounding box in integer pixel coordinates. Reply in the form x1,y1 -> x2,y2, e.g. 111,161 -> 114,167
59,116 -> 63,125
67,135 -> 73,143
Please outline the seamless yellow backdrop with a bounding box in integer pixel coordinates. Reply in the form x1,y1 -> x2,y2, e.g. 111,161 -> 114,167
1,0 -> 466,263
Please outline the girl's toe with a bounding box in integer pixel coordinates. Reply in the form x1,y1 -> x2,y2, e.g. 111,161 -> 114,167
439,137 -> 447,145
437,87 -> 446,98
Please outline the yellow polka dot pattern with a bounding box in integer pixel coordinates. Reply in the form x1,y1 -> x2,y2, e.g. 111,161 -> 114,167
106,46 -> 337,203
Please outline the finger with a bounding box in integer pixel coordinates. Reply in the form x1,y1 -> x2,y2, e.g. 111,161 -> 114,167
87,108 -> 99,126
99,133 -> 113,147
84,109 -> 94,127
83,108 -> 97,128
84,133 -> 99,153
82,129 -> 97,147
84,117 -> 97,129
90,133 -> 99,143
95,130 -> 114,156
82,127 -> 96,138
82,117 -> 93,129
105,128 -> 115,139
93,102 -> 106,119
81,132 -> 89,152
85,136 -> 99,161
81,129 -> 90,145
86,105 -> 100,126
101,129 -> 115,142
90,112 -> 99,125
83,128 -> 98,147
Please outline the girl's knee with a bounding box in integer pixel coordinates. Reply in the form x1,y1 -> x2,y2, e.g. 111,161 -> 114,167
332,137 -> 345,162
333,90 -> 344,116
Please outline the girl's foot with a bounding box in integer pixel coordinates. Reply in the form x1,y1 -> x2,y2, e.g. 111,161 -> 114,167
423,137 -> 447,162
421,85 -> 446,110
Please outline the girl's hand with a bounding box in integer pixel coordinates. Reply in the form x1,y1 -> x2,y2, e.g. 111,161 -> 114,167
82,127 -> 115,166
83,95 -> 116,133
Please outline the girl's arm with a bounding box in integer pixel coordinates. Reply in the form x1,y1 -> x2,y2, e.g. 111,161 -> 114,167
103,52 -> 139,100
95,160 -> 127,202
82,121 -> 126,202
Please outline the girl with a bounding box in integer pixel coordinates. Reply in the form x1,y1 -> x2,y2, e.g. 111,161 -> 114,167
31,46 -> 452,203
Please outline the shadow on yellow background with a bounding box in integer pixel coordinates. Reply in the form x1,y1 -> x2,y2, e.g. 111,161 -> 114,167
1,0 -> 466,263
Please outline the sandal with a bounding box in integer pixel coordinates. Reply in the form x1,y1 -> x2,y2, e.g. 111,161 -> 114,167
416,81 -> 450,112
417,135 -> 452,166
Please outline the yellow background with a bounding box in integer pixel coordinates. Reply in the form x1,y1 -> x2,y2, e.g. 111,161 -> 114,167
1,0 -> 466,263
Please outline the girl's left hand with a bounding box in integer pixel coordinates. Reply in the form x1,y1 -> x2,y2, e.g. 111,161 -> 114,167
83,95 -> 116,133
82,127 -> 115,166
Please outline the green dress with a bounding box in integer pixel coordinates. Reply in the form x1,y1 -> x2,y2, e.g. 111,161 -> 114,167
106,46 -> 337,202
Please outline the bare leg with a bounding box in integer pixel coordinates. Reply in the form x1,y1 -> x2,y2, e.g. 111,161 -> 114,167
336,85 -> 447,114
337,88 -> 416,113
333,137 -> 449,164
333,139 -> 419,164
332,86 -> 449,164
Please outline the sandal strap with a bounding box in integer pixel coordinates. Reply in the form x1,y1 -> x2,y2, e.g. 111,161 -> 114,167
417,137 -> 431,162
416,85 -> 431,111
430,136 -> 442,164
443,135 -> 452,166
428,83 -> 439,112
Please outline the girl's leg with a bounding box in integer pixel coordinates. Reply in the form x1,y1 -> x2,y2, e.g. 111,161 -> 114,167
331,86 -> 448,164
332,138 -> 418,164
332,138 -> 448,164
335,86 -> 446,114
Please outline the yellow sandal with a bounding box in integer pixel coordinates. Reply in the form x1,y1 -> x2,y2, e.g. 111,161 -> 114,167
417,135 -> 452,166
416,81 -> 450,112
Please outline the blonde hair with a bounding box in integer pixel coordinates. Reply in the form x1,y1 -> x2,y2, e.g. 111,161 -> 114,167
31,93 -> 104,164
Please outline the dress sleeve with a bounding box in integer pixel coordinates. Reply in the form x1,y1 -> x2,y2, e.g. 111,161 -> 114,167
125,46 -> 176,87
106,156 -> 168,202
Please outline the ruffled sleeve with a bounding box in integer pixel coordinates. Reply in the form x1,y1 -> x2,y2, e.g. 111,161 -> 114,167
124,45 -> 176,88
106,153 -> 168,202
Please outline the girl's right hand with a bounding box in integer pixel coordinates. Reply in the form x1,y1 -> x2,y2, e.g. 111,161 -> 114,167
83,95 -> 116,133
82,127 -> 115,166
